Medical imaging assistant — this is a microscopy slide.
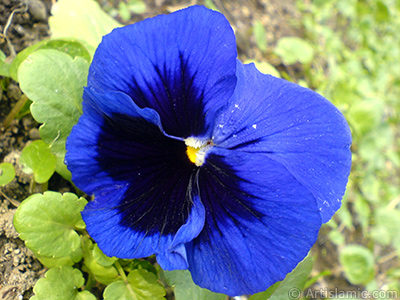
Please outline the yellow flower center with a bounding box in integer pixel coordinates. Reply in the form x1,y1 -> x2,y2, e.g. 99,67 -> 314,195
184,137 -> 213,167
186,146 -> 199,164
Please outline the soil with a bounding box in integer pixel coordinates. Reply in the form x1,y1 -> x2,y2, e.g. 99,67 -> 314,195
0,0 -> 368,300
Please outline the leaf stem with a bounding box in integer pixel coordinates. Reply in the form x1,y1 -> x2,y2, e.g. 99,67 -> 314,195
114,260 -> 128,283
115,260 -> 136,297
85,273 -> 96,291
2,94 -> 28,129
41,180 -> 48,193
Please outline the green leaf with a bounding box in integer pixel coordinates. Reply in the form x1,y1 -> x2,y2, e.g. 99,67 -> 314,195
204,0 -> 219,11
13,191 -> 87,258
249,255 -> 314,299
15,99 -> 33,119
123,259 -> 157,276
164,270 -> 225,300
0,50 -> 10,77
93,244 -> 118,267
339,245 -> 375,285
9,39 -> 90,82
347,99 -> 383,137
118,2 -> 131,22
375,0 -> 390,22
0,162 -> 15,186
127,0 -> 147,14
268,255 -> 314,300
374,208 -> 400,239
39,40 -> 91,62
49,0 -> 121,55
82,237 -> 119,285
19,140 -> 56,183
31,266 -> 96,300
374,208 -> 400,253
0,50 -> 5,61
74,291 -> 97,300
274,37 -> 315,65
244,59 -> 281,78
18,50 -> 89,181
370,225 -> 391,246
248,282 -> 280,300
9,42 -> 42,82
328,230 -> 345,246
253,21 -> 268,52
35,247 -> 83,268
104,269 -> 166,300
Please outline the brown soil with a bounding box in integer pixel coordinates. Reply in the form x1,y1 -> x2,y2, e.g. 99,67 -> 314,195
1,0 -> 52,298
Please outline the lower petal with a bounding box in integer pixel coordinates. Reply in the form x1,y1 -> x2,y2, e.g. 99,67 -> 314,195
186,148 -> 321,296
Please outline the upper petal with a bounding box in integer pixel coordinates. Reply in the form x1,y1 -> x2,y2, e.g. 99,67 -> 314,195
186,148 -> 321,296
88,5 -> 237,138
65,89 -> 205,268
213,62 -> 352,222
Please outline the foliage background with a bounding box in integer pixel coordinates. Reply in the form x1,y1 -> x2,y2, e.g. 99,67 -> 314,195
0,0 -> 399,299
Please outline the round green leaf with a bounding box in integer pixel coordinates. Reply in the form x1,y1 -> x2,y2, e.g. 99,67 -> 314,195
274,37 -> 315,65
0,49 -> 10,77
0,162 -> 16,186
31,266 -> 96,300
244,59 -> 281,78
375,0 -> 390,22
35,246 -> 83,268
104,269 -> 166,300
124,259 -> 157,275
269,255 -> 314,300
93,244 -> 118,267
49,0 -> 121,55
374,208 -> 400,239
82,237 -> 119,285
19,140 -> 56,183
18,50 -> 89,181
248,282 -> 280,300
249,255 -> 314,300
329,230 -> 345,246
127,0 -> 147,14
0,50 -> 6,61
370,225 -> 391,246
347,99 -> 383,136
38,40 -> 91,62
9,39 -> 90,82
339,245 -> 375,285
164,270 -> 225,300
253,20 -> 268,52
13,191 -> 87,258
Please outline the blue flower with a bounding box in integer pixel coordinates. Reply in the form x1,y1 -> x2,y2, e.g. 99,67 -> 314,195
66,5 -> 351,296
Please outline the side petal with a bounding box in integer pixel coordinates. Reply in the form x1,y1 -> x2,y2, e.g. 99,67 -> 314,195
66,89 -> 205,268
88,5 -> 237,138
186,148 -> 321,296
213,62 -> 352,222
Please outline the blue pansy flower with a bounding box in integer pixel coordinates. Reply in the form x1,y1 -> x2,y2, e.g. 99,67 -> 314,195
66,5 -> 351,297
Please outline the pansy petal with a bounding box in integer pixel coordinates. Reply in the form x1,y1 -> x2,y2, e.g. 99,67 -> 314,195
213,62 -> 352,222
88,5 -> 237,138
66,89 -> 205,268
187,148 -> 321,296
158,187 -> 205,270
66,87 -> 166,194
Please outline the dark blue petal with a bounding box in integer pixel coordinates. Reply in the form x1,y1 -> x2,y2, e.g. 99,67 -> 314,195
187,148 -> 321,296
213,62 -> 352,222
66,89 -> 205,268
88,6 -> 237,138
